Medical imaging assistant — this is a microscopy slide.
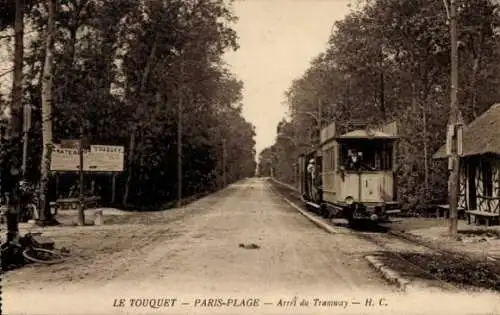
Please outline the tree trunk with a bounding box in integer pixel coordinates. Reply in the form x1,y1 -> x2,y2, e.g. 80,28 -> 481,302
469,22 -> 485,120
38,0 -> 56,224
122,131 -> 135,205
11,0 -> 24,143
67,28 -> 77,75
470,57 -> 480,119
122,37 -> 157,206
5,0 -> 25,237
379,49 -> 386,120
422,101 -> 429,201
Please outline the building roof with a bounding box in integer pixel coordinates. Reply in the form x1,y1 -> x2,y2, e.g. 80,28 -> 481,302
336,129 -> 399,140
433,103 -> 500,159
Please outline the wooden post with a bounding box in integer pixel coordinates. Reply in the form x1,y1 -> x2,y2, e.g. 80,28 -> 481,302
448,0 -> 460,237
55,172 -> 59,198
111,173 -> 116,204
77,137 -> 85,226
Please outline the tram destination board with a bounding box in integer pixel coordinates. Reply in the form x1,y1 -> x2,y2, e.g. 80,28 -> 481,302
50,144 -> 124,172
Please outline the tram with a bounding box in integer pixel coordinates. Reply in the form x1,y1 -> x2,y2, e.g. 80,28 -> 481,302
298,121 -> 401,226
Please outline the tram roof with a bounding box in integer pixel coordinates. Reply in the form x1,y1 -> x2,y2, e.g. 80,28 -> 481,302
336,129 -> 399,140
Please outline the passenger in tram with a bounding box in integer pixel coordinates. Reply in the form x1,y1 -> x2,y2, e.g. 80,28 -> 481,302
306,158 -> 315,198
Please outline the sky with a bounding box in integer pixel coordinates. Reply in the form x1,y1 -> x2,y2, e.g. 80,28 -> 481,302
223,0 -> 354,159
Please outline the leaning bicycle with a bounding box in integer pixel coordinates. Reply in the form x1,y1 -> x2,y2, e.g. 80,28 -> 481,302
21,232 -> 66,264
1,232 -> 66,270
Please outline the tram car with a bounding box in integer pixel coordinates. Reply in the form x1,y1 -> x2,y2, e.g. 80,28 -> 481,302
298,121 -> 401,226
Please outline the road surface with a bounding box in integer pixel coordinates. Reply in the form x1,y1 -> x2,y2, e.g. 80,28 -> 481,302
4,178 -> 482,315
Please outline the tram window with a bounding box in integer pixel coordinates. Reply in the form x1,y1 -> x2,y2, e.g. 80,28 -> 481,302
324,150 -> 329,170
339,141 -> 393,171
323,148 -> 335,171
330,148 -> 335,170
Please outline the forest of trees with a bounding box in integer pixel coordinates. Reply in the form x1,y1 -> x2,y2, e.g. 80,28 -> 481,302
0,0 -> 256,213
259,0 -> 500,210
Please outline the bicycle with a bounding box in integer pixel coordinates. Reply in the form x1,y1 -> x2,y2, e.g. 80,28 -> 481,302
1,232 -> 66,270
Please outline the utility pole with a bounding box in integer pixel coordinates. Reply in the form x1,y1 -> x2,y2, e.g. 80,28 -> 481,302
111,173 -> 116,204
177,58 -> 184,209
446,0 -> 462,237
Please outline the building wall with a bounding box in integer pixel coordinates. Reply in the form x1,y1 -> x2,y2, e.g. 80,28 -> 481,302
462,154 -> 500,213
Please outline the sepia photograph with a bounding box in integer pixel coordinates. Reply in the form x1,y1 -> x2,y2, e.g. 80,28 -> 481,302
1,0 -> 500,314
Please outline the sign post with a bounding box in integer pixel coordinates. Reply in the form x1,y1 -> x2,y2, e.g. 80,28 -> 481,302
50,144 -> 124,173
78,139 -> 85,226
50,141 -> 125,216
111,173 -> 116,204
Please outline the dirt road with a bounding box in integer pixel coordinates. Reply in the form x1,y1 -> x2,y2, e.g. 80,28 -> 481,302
5,178 -> 496,315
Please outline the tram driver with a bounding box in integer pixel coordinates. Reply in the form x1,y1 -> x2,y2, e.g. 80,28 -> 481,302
346,149 -> 362,170
345,148 -> 377,171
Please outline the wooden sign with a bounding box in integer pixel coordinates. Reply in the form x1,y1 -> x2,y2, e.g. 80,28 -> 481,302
445,124 -> 454,156
457,126 -> 463,156
50,144 -> 124,172
50,146 -> 81,171
88,145 -> 124,172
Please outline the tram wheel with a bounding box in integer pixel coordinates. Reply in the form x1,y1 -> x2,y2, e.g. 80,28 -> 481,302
321,208 -> 328,218
347,218 -> 359,228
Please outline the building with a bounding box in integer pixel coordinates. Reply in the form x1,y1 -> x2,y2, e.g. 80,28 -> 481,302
433,103 -> 500,225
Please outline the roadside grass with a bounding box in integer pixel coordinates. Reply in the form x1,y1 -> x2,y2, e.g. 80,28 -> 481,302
379,251 -> 500,292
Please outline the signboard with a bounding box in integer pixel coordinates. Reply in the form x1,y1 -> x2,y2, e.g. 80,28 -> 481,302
50,144 -> 125,172
50,147 -> 80,171
89,145 -> 124,172
445,124 -> 454,156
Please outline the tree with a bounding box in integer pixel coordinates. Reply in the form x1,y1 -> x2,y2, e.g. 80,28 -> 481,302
2,0 -> 255,214
38,0 -> 56,225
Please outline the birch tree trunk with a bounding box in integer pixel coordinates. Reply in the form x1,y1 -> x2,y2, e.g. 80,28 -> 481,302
38,0 -> 56,224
